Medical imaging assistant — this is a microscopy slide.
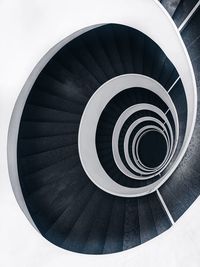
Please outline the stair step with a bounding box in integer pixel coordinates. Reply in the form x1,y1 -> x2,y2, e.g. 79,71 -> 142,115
103,197 -> 125,254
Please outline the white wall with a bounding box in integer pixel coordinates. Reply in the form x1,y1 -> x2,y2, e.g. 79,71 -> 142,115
1,1 -> 200,266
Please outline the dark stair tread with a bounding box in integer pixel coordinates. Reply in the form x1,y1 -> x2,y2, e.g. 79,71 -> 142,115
160,164 -> 200,221
61,189 -> 105,253
44,61 -> 92,98
45,183 -> 96,246
173,0 -> 199,28
83,193 -> 114,254
138,195 -> 157,243
97,25 -> 124,76
149,193 -> 172,235
27,89 -> 85,115
83,29 -> 117,78
18,143 -> 78,175
21,158 -> 81,195
103,197 -> 125,254
19,121 -> 79,138
21,104 -> 81,123
123,198 -> 141,250
18,133 -> 78,157
161,0 -> 181,17
56,47 -> 101,91
68,38 -> 108,84
36,73 -> 88,104
28,173 -> 89,234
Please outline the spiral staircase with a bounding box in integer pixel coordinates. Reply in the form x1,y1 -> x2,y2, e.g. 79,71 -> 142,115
7,0 -> 200,255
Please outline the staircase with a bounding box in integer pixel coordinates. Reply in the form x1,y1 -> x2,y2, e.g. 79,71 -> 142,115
13,1 -> 200,254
